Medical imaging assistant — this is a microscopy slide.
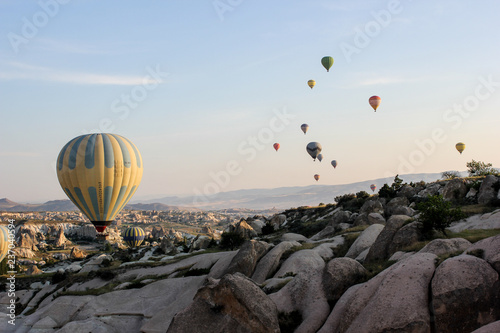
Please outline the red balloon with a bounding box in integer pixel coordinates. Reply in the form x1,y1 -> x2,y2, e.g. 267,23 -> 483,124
369,96 -> 381,111
273,143 -> 280,151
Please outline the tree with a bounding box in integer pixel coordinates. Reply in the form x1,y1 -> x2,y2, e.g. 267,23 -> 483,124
219,232 -> 245,250
441,171 -> 461,180
466,160 -> 498,177
417,195 -> 465,239
378,175 -> 404,199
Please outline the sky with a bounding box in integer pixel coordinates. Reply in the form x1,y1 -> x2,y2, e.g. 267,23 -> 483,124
1,0 -> 500,203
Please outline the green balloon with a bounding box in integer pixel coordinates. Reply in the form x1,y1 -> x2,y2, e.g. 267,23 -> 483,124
321,56 -> 334,72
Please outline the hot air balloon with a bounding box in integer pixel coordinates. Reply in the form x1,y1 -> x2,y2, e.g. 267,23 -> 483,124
123,226 -> 145,248
56,133 -> 143,235
273,143 -> 280,152
321,56 -> 334,72
455,142 -> 465,154
331,160 -> 337,168
369,96 -> 381,111
0,225 -> 9,263
307,80 -> 316,89
301,124 -> 309,134
370,184 -> 377,192
306,142 -> 322,161
317,153 -> 323,162
314,174 -> 320,181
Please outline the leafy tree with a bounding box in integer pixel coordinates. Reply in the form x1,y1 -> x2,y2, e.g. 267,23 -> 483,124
441,171 -> 461,180
417,195 -> 465,239
219,232 -> 245,250
466,160 -> 498,177
378,175 -> 405,199
261,222 -> 275,235
356,191 -> 370,199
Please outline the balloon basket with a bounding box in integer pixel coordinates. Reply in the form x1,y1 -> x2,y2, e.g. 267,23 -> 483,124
96,233 -> 109,241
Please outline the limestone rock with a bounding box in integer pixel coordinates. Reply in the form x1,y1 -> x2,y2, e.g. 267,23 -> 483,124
387,221 -> 421,254
310,225 -> 338,241
345,224 -> 384,259
359,200 -> 384,215
190,235 -> 211,251
448,209 -> 500,233
200,226 -> 213,234
471,321 -> 500,333
328,210 -> 351,226
465,234 -> 500,273
14,247 -> 36,259
418,238 -> 471,257
364,215 -> 411,263
161,237 -> 179,255
252,241 -> 300,284
151,226 -> 166,240
322,257 -> 367,304
26,265 -> 43,275
385,196 -> 409,216
269,214 -> 286,229
478,175 -> 499,204
442,178 -> 468,201
353,213 -> 369,227
417,183 -> 442,197
367,213 -> 385,225
223,240 -> 271,277
281,233 -> 309,243
70,246 -> 87,259
248,219 -> 265,234
431,255 -> 500,333
54,228 -> 70,248
167,273 -> 280,333
318,253 -> 437,333
227,220 -> 258,239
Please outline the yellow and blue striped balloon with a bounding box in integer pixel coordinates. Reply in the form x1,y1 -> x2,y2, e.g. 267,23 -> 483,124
0,225 -> 9,263
56,133 -> 143,233
123,227 -> 145,247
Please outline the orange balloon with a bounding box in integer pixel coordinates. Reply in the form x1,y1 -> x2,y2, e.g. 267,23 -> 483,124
369,96 -> 381,111
273,143 -> 280,151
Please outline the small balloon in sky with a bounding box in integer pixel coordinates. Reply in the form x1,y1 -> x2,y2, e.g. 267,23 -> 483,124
301,124 -> 309,134
314,174 -> 320,181
369,96 -> 381,111
273,143 -> 280,152
370,184 -> 377,192
331,160 -> 337,168
307,80 -> 316,89
306,142 -> 322,161
321,56 -> 334,72
455,142 -> 465,154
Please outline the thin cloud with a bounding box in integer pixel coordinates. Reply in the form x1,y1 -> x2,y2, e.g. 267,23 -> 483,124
0,62 -> 163,86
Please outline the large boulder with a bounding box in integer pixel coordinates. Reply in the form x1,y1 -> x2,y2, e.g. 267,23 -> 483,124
17,231 -> 39,250
471,321 -> 500,333
478,175 -> 499,204
418,238 -> 471,257
328,210 -> 351,226
167,273 -> 280,333
269,214 -> 286,229
385,197 -> 409,216
318,253 -> 437,333
387,221 -> 422,254
360,200 -> 384,215
252,241 -> 300,284
345,224 -> 384,259
70,247 -> 87,259
228,220 -> 258,239
248,219 -> 265,234
442,178 -> 468,201
310,226 -> 338,241
151,226 -> 166,240
367,213 -> 385,225
322,257 -> 367,304
465,234 -> 500,273
364,215 -> 412,263
417,183 -> 442,198
160,237 -> 179,255
448,209 -> 500,233
54,228 -> 71,248
190,235 -> 211,251
431,255 -> 500,333
352,213 -> 369,227
223,240 -> 271,277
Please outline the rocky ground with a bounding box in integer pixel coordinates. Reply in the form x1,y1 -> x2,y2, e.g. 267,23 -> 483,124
1,175 -> 500,332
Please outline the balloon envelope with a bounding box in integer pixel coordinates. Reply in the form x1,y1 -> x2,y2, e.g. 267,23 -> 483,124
307,80 -> 316,89
0,225 -> 9,263
301,124 -> 309,134
123,227 -> 145,248
369,96 -> 381,111
306,142 -> 322,160
56,133 -> 143,233
455,142 -> 465,154
317,153 -> 323,162
321,56 -> 334,72
314,174 -> 320,181
331,160 -> 337,168
370,184 -> 377,192
273,143 -> 280,151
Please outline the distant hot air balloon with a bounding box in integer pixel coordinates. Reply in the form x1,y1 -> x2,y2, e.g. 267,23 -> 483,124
306,142 -> 322,161
56,133 -> 143,234
317,153 -> 323,162
331,160 -> 337,168
301,124 -> 309,135
370,184 -> 377,192
273,143 -> 280,152
455,142 -> 465,154
314,174 -> 320,181
369,96 -> 381,111
0,225 -> 9,263
321,56 -> 334,72
307,80 -> 316,89
123,226 -> 145,248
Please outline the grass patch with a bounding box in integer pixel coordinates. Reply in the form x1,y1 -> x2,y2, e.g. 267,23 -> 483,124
460,204 -> 497,216
336,225 -> 369,235
332,233 -> 359,258
280,243 -> 319,262
362,260 -> 397,281
447,228 -> 500,243
434,250 -> 463,267
400,241 -> 430,253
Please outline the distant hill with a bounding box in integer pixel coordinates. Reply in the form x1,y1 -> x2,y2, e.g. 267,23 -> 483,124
137,172 -> 449,210
2,172 -> 452,212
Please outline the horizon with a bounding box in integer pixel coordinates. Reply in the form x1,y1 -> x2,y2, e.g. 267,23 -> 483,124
1,1 -> 500,203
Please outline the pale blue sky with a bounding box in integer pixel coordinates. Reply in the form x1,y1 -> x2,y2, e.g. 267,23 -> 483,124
1,0 -> 500,203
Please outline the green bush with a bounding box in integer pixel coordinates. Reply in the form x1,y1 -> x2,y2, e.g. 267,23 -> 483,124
441,171 -> 461,180
466,160 -> 498,177
417,195 -> 466,239
378,175 -> 404,199
219,232 -> 245,250
261,222 -> 275,235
